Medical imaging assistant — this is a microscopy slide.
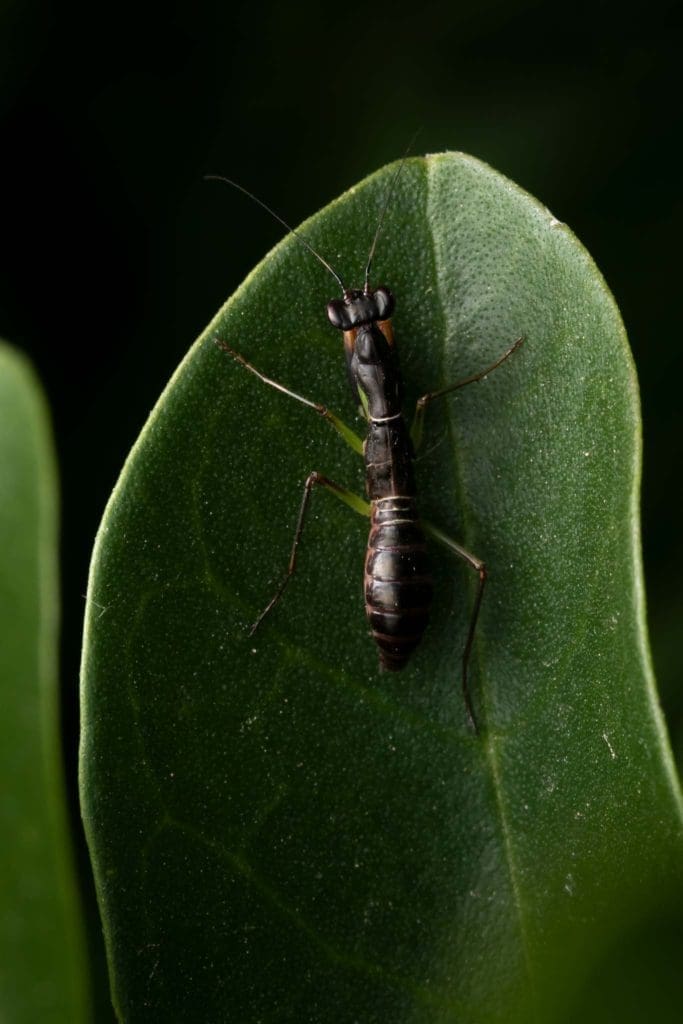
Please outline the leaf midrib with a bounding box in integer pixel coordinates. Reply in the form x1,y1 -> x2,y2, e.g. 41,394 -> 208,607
424,153 -> 538,1018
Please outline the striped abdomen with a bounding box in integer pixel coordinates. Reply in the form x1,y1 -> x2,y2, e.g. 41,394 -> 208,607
364,496 -> 433,670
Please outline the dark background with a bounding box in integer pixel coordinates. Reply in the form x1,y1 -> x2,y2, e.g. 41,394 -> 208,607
1,0 -> 682,1007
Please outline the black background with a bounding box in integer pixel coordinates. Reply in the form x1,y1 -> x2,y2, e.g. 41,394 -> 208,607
2,0 -> 682,1007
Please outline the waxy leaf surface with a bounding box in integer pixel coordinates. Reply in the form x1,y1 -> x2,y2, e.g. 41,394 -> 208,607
81,155 -> 682,1023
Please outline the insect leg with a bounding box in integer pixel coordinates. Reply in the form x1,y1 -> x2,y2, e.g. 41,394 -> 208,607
410,336 -> 524,450
214,337 -> 364,455
422,520 -> 488,733
250,472 -> 370,635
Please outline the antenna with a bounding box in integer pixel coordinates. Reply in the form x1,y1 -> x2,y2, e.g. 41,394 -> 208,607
363,133 -> 420,293
205,175 -> 346,293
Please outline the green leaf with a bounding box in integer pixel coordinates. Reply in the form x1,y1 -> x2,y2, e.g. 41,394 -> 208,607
81,154 -> 682,1022
0,343 -> 90,1023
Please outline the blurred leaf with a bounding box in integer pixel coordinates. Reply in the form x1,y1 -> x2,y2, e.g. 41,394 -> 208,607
0,343 -> 89,1022
559,897 -> 683,1024
81,154 -> 682,1022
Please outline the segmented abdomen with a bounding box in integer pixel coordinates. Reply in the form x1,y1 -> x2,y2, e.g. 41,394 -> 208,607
364,496 -> 433,670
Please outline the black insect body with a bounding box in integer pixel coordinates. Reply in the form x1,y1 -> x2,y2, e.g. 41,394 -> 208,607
328,286 -> 432,670
210,169 -> 523,730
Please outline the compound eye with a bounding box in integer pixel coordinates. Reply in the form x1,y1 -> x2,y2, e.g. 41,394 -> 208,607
373,286 -> 395,320
327,298 -> 351,331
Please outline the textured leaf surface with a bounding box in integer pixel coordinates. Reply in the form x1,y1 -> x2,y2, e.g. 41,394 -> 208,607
0,343 -> 89,1023
81,155 -> 682,1022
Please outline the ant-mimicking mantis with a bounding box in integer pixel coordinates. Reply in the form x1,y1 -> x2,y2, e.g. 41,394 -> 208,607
208,163 -> 523,731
